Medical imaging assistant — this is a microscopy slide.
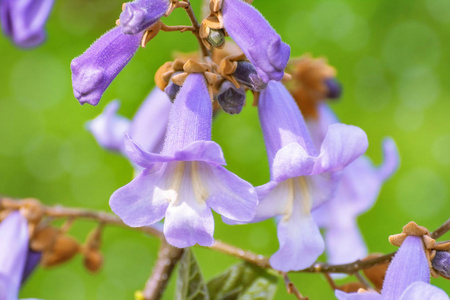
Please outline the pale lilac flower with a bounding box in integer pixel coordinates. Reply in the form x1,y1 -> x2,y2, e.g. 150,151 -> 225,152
311,104 -> 399,265
120,0 -> 169,35
110,73 -> 257,248
254,81 -> 368,272
336,236 -> 449,300
71,27 -> 142,106
0,0 -> 54,48
222,0 -> 290,83
87,88 -> 172,154
0,211 -> 41,300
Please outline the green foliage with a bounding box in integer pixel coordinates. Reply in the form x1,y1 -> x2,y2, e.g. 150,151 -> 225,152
207,263 -> 278,300
176,249 -> 210,300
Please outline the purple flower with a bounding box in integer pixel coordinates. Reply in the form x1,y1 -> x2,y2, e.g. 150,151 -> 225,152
110,73 -> 258,248
0,0 -> 54,48
70,27 -> 142,106
0,211 -> 39,300
120,0 -> 169,35
254,81 -> 368,272
311,104 -> 400,265
87,88 -> 172,154
222,0 -> 290,83
336,236 -> 449,300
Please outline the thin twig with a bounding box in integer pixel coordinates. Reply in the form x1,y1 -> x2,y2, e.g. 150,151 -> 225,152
323,273 -> 338,290
160,23 -> 194,32
2,198 -> 450,276
181,0 -> 210,57
431,218 -> 450,239
283,273 -> 309,300
142,241 -> 184,300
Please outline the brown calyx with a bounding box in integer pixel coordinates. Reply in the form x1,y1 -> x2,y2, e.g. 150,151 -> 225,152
286,55 -> 337,119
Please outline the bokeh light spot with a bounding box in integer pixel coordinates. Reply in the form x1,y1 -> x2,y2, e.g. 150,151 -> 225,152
397,66 -> 440,110
383,21 -> 441,74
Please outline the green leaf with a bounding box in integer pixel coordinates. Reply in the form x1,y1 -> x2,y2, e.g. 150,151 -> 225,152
207,263 -> 278,300
176,249 -> 210,300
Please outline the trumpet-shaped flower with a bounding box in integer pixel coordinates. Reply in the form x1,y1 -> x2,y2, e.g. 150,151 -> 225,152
336,236 -> 449,300
0,211 -> 41,300
87,88 -> 171,154
120,0 -> 169,35
310,104 -> 400,265
0,0 -> 54,48
255,81 -> 368,272
71,27 -> 142,106
110,73 -> 258,248
222,0 -> 290,83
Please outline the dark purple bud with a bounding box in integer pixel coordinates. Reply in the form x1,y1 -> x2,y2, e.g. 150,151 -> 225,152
324,78 -> 342,100
217,81 -> 246,115
432,251 -> 450,278
120,0 -> 170,35
164,72 -> 182,102
233,61 -> 267,92
21,249 -> 42,284
70,27 -> 142,106
0,0 -> 54,48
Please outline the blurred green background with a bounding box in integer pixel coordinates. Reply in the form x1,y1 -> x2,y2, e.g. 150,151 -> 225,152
0,0 -> 449,298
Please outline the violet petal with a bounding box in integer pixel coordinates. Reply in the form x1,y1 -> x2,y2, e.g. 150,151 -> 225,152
381,236 -> 430,300
120,0 -> 169,35
71,26 -> 142,106
222,0 -> 290,82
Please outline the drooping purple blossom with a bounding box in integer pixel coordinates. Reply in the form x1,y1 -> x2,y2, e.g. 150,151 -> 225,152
253,81 -> 368,272
336,236 -> 449,300
310,104 -> 400,265
71,27 -> 142,106
110,73 -> 257,248
87,88 -> 172,155
0,211 -> 33,300
0,0 -> 54,48
222,0 -> 290,83
120,0 -> 170,35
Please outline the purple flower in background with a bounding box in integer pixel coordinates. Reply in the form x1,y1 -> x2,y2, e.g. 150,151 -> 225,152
336,236 -> 449,300
71,27 -> 142,106
87,88 -> 172,154
222,0 -> 290,83
310,104 -> 400,265
0,0 -> 54,48
254,81 -> 368,272
0,211 -> 41,300
110,73 -> 258,248
120,0 -> 169,35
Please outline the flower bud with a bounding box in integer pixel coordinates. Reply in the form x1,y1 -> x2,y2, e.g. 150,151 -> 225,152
233,61 -> 267,91
164,72 -> 182,102
120,0 -> 170,35
324,78 -> 342,99
83,249 -> 103,272
30,226 -> 59,252
432,251 -> 450,279
207,29 -> 225,48
217,81 -> 246,115
41,235 -> 80,267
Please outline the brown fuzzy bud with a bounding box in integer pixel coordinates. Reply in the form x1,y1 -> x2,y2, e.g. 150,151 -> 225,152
30,226 -> 59,252
83,249 -> 103,273
41,235 -> 80,267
